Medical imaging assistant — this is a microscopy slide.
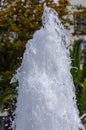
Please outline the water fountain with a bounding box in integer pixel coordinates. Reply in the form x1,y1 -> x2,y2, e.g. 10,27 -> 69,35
11,5 -> 85,130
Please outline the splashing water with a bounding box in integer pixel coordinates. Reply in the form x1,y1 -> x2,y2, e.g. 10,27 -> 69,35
12,6 -> 85,130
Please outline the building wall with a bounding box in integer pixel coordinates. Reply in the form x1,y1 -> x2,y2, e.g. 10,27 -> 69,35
70,0 -> 86,7
54,0 -> 86,6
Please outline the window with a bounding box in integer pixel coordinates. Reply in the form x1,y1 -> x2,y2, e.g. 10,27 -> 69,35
74,12 -> 86,34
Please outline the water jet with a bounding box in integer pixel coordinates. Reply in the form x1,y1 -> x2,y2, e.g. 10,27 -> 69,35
11,6 -> 85,130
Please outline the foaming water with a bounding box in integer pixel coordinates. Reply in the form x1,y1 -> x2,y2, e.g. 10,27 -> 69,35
12,6 -> 85,130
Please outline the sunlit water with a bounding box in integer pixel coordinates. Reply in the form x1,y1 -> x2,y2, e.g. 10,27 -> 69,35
11,6 -> 85,130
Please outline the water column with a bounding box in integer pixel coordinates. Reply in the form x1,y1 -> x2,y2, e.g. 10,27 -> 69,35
12,6 -> 85,130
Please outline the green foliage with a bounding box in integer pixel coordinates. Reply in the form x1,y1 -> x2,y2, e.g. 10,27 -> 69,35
0,87 -> 17,106
71,39 -> 86,115
71,39 -> 82,83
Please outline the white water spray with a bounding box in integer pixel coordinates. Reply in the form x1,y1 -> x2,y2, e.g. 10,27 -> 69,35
12,6 -> 85,130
